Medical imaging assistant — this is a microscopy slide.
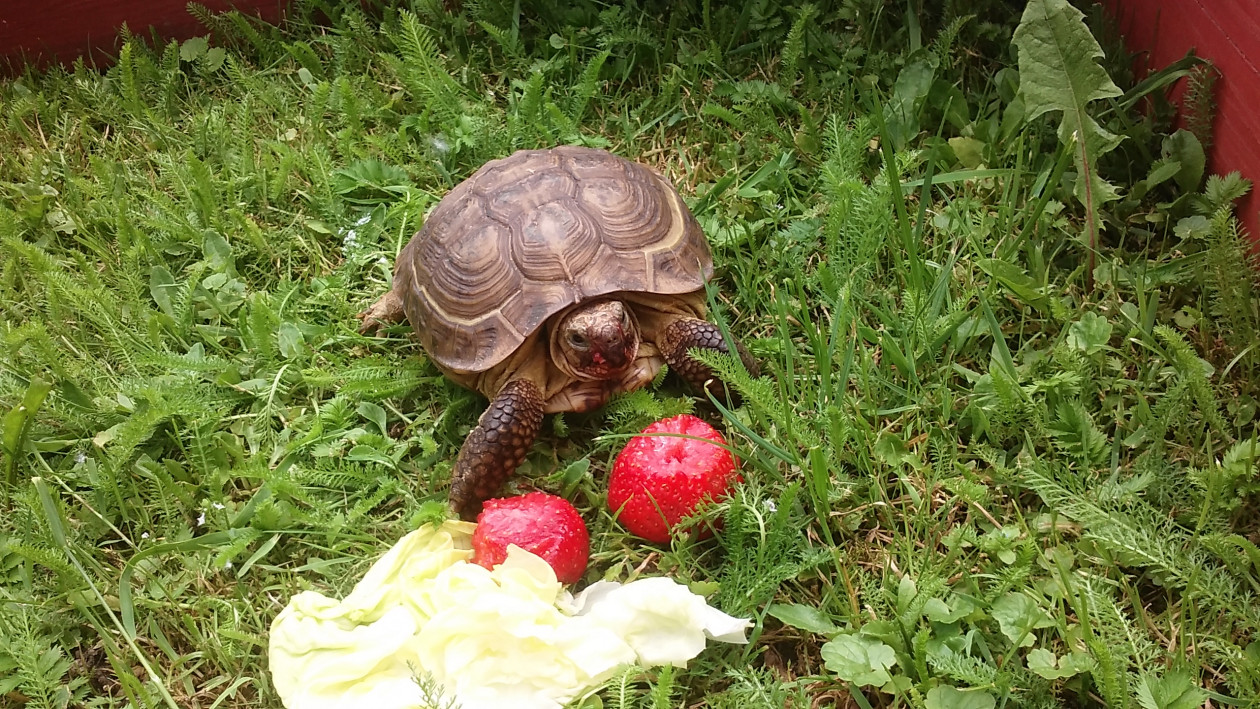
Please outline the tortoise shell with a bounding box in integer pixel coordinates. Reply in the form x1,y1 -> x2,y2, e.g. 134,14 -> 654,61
395,146 -> 714,372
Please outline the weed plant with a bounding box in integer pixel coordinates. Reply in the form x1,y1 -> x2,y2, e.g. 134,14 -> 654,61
2,0 -> 1259,706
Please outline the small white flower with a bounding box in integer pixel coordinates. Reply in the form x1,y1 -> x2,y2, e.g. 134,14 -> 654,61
763,499 -> 778,512
197,512 -> 206,526
74,452 -> 87,465
354,214 -> 371,227
212,502 -> 226,510
224,561 -> 234,569
377,256 -> 389,268
141,532 -> 150,539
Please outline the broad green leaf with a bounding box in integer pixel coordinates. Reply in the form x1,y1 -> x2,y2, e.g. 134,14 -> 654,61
203,272 -> 229,290
928,80 -> 971,130
203,231 -> 234,273
687,580 -> 720,597
1067,312 -> 1112,353
991,592 -> 1053,647
1014,0 -> 1121,121
1162,130 -> 1205,193
1140,159 -> 1184,194
3,378 -> 52,457
558,457 -> 591,494
925,686 -> 996,709
1222,438 -> 1260,479
949,137 -> 986,169
884,49 -> 939,149
853,620 -> 904,651
896,575 -> 917,615
691,173 -> 738,217
149,266 -> 177,315
767,603 -> 839,635
1174,215 -> 1211,240
883,674 -> 914,694
976,258 -> 1050,313
278,322 -> 305,359
873,432 -> 916,469
357,402 -> 389,436
203,47 -> 227,72
878,330 -> 916,383
923,598 -> 953,622
180,36 -> 209,61
4,379 -> 53,492
1134,668 -> 1207,709
304,218 -> 333,235
925,594 -> 977,624
820,633 -> 898,686
0,663 -> 21,694
1027,647 -> 1096,679
346,445 -> 395,468
1013,0 -> 1123,265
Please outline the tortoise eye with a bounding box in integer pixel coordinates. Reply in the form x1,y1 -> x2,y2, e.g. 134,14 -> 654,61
567,332 -> 589,350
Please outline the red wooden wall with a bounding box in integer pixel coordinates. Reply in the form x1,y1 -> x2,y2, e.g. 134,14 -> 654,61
0,0 -> 287,72
1105,0 -> 1260,241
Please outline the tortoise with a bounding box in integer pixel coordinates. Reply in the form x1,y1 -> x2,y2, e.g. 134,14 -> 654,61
359,145 -> 757,518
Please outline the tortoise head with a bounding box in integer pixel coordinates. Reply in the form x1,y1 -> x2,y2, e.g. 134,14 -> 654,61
555,300 -> 640,380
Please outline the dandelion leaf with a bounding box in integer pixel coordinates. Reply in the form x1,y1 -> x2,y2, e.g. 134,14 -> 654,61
1013,0 -> 1123,254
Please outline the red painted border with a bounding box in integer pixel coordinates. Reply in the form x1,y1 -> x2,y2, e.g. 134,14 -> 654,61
0,0 -> 288,72
1105,0 -> 1260,241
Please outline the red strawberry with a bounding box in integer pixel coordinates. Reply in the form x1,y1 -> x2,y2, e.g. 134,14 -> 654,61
607,414 -> 742,543
471,492 -> 590,584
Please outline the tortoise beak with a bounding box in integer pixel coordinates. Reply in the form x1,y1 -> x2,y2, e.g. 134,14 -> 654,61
590,321 -> 632,370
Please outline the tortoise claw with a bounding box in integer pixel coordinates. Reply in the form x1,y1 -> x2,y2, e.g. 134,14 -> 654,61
449,379 -> 545,520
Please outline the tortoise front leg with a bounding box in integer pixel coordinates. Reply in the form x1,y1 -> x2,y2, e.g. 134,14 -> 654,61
449,379 -> 544,519
661,317 -> 760,399
357,288 -> 407,334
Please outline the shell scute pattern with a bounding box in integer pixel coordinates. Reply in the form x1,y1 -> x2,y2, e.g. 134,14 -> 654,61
433,230 -> 516,316
498,280 -> 575,333
401,146 -> 712,372
572,245 -> 647,297
511,197 -> 602,283
482,160 -> 575,220
649,237 -> 711,293
576,175 -> 671,251
475,149 -> 563,197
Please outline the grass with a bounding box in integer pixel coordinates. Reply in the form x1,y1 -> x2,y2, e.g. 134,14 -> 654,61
2,0 -> 1260,706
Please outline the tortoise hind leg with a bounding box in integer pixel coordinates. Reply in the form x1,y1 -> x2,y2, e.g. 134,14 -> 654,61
661,318 -> 759,400
357,288 -> 406,334
449,379 -> 544,519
